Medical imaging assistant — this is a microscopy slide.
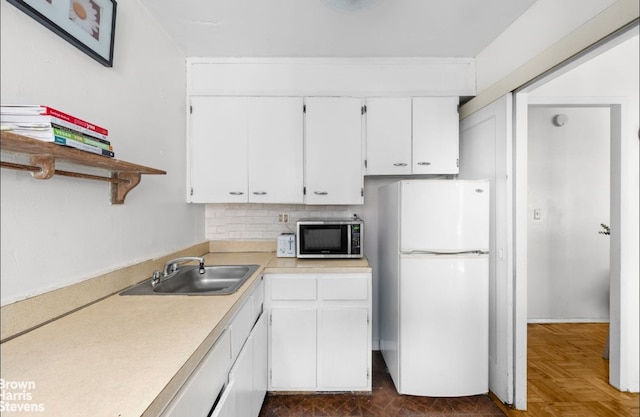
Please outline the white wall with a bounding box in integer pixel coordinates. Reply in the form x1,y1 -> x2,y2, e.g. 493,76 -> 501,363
0,0 -> 205,305
527,106 -> 610,321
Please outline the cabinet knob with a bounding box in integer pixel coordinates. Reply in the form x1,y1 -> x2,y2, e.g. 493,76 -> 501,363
252,191 -> 267,195
393,163 -> 408,167
314,191 -> 328,195
229,191 -> 244,195
417,162 -> 432,166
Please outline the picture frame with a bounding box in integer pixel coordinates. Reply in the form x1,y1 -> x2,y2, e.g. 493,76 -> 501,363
7,0 -> 117,67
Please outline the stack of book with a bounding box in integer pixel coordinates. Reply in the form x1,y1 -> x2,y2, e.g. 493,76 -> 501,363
0,105 -> 114,157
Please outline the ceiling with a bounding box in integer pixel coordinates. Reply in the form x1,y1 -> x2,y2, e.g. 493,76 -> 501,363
138,0 -> 537,58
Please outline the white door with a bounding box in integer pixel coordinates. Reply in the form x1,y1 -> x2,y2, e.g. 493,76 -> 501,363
365,98 -> 412,175
247,97 -> 304,203
412,97 -> 459,174
189,96 -> 248,202
304,97 -> 363,205
399,180 -> 490,252
318,308 -> 369,390
400,254 -> 489,397
459,94 -> 515,406
269,308 -> 317,389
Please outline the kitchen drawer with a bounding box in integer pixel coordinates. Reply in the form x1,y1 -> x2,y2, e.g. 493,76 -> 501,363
320,274 -> 369,300
270,276 -> 317,300
230,296 -> 254,362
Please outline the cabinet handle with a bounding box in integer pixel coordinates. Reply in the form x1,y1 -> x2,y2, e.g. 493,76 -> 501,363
229,191 -> 244,195
417,162 -> 432,166
252,191 -> 267,195
393,163 -> 408,167
314,191 -> 328,195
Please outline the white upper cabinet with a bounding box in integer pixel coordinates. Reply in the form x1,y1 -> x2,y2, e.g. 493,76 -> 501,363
364,97 -> 460,176
247,97 -> 304,203
189,96 -> 248,203
412,97 -> 460,175
188,96 -> 304,203
304,97 -> 364,205
365,98 -> 413,175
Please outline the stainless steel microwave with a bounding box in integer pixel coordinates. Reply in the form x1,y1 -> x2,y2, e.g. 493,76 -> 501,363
296,218 -> 363,259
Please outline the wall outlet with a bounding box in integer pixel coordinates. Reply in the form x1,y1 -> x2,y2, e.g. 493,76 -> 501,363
278,213 -> 289,223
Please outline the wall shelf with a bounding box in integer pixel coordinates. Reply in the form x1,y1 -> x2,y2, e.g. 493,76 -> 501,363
0,131 -> 166,204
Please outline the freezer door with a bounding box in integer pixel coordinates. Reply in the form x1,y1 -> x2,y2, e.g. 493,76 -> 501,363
400,180 -> 489,252
399,254 -> 489,396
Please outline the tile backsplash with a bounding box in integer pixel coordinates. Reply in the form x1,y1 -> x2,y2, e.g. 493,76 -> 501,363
205,204 -> 362,240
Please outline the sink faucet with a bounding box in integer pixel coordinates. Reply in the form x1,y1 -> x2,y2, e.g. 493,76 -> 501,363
162,256 -> 206,276
152,256 -> 206,288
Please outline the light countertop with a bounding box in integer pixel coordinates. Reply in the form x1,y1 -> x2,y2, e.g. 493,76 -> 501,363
0,252 -> 370,417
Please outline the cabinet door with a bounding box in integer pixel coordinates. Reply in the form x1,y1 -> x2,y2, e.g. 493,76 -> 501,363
229,332 -> 254,417
318,308 -> 369,390
365,98 -> 412,175
304,97 -> 364,205
247,97 -> 304,203
269,308 -> 317,390
161,330 -> 232,417
189,96 -> 248,202
209,381 -> 236,417
252,313 -> 268,416
412,97 -> 459,174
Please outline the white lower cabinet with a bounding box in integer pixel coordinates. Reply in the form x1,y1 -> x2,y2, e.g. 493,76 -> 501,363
265,273 -> 372,392
318,308 -> 369,389
162,278 -> 266,417
216,312 -> 267,417
270,308 -> 317,390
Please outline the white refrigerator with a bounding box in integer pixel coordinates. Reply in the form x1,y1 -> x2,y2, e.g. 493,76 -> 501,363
378,179 -> 490,397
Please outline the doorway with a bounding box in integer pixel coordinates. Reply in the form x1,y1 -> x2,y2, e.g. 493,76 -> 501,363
513,29 -> 639,405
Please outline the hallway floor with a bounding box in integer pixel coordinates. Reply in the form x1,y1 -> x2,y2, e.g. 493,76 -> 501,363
497,323 -> 639,417
259,351 -> 505,417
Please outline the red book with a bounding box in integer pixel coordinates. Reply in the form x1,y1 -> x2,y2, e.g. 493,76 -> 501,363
39,106 -> 108,136
1,104 -> 108,136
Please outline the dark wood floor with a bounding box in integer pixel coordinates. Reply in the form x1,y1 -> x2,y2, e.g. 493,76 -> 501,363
259,351 -> 505,417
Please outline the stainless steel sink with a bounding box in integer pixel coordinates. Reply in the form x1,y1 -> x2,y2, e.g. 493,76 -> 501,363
120,264 -> 259,296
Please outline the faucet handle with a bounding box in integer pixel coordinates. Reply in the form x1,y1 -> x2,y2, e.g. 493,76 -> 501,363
151,270 -> 162,287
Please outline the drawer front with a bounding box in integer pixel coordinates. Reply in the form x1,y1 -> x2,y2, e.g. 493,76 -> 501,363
230,297 -> 254,361
321,275 -> 369,300
270,276 -> 317,300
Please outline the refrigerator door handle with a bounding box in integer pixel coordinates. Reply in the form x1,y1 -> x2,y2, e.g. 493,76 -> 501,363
402,250 -> 489,255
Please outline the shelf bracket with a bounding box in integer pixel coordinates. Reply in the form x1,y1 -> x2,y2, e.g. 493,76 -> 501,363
111,172 -> 141,205
29,155 -> 56,179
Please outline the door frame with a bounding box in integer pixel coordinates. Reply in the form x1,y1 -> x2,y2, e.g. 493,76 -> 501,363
514,94 -> 628,400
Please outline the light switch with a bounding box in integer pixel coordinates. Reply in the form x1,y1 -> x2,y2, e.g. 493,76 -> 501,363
533,209 -> 542,220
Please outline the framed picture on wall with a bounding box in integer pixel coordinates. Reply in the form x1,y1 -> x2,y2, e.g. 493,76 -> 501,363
7,0 -> 117,67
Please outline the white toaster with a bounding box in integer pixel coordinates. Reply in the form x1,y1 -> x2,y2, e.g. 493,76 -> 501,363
276,233 -> 296,258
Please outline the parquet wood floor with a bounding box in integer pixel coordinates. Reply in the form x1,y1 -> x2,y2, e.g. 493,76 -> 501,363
495,323 -> 639,417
